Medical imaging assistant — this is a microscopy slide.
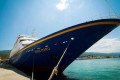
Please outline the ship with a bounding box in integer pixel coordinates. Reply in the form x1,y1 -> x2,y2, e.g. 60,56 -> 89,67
9,19 -> 120,75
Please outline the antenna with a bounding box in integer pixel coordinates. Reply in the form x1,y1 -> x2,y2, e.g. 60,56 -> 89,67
105,0 -> 118,18
32,29 -> 36,37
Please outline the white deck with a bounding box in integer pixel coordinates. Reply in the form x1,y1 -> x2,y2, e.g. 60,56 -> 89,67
10,35 -> 38,58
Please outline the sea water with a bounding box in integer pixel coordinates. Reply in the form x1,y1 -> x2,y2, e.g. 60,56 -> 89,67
63,58 -> 120,80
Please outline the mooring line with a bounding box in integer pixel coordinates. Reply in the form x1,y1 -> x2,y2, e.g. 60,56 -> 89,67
48,37 -> 74,80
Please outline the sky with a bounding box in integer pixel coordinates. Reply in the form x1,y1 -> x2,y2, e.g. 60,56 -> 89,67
0,0 -> 120,53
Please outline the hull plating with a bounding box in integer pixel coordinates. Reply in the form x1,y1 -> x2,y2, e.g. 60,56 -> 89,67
9,19 -> 120,73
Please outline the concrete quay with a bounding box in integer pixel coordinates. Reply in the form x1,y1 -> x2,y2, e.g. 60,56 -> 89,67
0,64 -> 31,80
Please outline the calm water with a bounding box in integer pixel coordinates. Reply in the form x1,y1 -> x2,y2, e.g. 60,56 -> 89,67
63,58 -> 120,80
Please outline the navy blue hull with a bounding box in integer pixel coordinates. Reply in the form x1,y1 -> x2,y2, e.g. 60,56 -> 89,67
9,19 -> 120,74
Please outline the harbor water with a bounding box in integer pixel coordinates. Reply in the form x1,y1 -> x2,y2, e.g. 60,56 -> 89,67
35,58 -> 120,80
1,58 -> 119,80
63,58 -> 120,80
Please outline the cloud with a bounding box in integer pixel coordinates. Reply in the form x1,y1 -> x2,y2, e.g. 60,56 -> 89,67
56,0 -> 85,11
86,38 -> 120,53
56,0 -> 69,11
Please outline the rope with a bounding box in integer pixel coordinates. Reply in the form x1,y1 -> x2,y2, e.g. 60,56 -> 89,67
48,38 -> 74,80
32,52 -> 35,80
105,0 -> 118,18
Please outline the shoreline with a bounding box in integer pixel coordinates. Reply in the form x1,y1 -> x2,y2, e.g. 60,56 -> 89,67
77,55 -> 120,60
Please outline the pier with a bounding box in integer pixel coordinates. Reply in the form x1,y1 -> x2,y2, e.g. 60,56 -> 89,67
0,63 -> 31,80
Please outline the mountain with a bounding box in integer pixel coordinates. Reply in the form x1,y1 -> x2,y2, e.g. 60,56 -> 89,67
0,50 -> 11,60
81,52 -> 120,56
0,50 -> 120,60
0,50 -> 11,55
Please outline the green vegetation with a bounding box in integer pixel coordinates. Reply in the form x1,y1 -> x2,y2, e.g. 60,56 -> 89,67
78,55 -> 120,60
0,50 -> 11,55
0,54 -> 9,60
0,50 -> 11,60
77,52 -> 120,60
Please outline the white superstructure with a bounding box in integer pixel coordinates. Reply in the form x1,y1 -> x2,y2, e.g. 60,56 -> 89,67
10,35 -> 38,58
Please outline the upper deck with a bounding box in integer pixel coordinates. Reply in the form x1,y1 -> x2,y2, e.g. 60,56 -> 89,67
9,35 -> 38,58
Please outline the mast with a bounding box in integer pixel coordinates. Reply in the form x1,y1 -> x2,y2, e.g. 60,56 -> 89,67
32,29 -> 36,37
105,0 -> 118,18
